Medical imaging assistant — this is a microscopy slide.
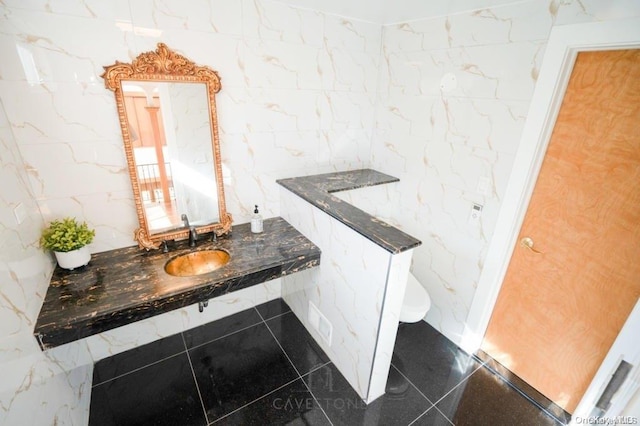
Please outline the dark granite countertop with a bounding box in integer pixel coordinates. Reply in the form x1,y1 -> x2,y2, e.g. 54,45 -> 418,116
34,217 -> 320,350
276,169 -> 421,254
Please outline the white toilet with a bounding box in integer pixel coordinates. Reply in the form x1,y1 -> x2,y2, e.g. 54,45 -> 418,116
387,272 -> 432,395
399,272 -> 431,323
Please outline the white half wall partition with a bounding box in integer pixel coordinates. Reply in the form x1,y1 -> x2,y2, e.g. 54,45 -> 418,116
278,169 -> 420,403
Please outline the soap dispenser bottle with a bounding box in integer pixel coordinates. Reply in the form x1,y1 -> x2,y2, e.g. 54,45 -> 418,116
251,205 -> 263,233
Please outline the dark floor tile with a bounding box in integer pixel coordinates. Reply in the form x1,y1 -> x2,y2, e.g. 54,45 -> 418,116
477,350 -> 571,424
188,322 -> 298,422
411,407 -> 454,425
266,311 -> 330,375
436,365 -> 563,426
393,322 -> 479,403
183,308 -> 262,349
255,298 -> 291,320
89,352 -> 206,426
92,333 -> 185,385
213,378 -> 331,425
304,363 -> 431,426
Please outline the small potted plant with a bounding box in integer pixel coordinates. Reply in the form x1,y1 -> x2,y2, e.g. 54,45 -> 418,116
40,217 -> 95,270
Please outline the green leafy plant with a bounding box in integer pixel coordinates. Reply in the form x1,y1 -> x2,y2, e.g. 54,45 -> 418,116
40,218 -> 95,253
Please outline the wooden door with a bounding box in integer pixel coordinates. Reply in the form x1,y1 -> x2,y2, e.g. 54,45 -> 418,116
482,49 -> 640,413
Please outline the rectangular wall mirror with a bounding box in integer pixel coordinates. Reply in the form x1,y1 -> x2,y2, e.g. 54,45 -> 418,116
102,43 -> 232,249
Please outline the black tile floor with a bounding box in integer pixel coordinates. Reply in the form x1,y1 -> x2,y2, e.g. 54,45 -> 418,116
89,298 -> 564,425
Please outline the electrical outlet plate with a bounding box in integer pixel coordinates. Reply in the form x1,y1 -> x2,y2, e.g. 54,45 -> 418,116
308,301 -> 332,346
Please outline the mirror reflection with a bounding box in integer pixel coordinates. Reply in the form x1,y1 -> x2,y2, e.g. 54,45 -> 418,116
102,43 -> 232,250
122,81 -> 220,234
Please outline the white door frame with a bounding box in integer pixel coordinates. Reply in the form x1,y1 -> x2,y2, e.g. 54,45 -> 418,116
571,299 -> 640,424
460,17 -> 640,418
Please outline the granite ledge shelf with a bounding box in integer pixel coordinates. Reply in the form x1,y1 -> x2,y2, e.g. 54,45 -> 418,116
34,217 -> 321,350
277,169 -> 421,254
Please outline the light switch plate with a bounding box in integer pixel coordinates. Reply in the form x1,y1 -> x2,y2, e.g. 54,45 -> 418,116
468,203 -> 482,226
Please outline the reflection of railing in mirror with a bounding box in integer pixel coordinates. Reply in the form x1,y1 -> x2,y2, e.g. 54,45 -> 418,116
137,163 -> 174,203
125,87 -> 183,234
136,162 -> 179,232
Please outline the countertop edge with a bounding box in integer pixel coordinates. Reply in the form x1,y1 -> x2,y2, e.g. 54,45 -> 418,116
277,169 -> 422,254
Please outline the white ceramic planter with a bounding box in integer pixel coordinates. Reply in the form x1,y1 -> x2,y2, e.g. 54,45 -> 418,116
54,247 -> 91,270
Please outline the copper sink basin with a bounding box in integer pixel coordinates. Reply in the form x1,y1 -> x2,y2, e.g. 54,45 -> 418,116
164,249 -> 230,277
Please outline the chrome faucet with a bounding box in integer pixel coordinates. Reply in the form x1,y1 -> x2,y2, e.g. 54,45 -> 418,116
181,214 -> 198,247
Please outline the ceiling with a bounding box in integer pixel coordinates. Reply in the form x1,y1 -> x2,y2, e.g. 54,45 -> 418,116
274,0 -> 529,24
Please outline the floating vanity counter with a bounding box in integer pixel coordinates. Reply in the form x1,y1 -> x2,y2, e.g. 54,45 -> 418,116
277,168 -> 420,253
34,217 -> 320,350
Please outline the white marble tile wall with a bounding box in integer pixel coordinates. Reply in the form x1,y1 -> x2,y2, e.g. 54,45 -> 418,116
371,0 -> 640,345
332,182 -> 402,227
0,0 -> 379,252
280,187 -> 412,403
0,98 -> 91,424
0,1 -> 377,420
0,352 -> 92,426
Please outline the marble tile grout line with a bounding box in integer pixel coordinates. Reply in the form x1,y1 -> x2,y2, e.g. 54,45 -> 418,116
386,363 -> 453,426
93,309 -> 270,388
257,306 -> 335,426
208,376 -> 302,425
257,309 -> 291,322
91,349 -> 187,388
181,332 -> 211,425
429,359 -> 487,407
186,320 -> 263,352
408,406 -> 455,426
387,363 -> 435,406
304,360 -> 333,376
255,306 -> 304,376
444,360 -> 489,422
297,371 -> 335,426
186,302 -> 294,353
389,360 -> 466,426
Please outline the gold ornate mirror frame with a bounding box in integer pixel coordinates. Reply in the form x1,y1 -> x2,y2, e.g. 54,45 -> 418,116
102,43 -> 232,249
